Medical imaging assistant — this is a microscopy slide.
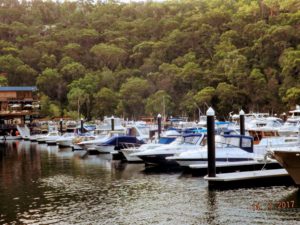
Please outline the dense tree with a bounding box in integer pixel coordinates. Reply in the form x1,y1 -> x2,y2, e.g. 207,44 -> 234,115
90,43 -> 127,70
0,0 -> 299,119
93,87 -> 119,118
145,90 -> 174,117
36,68 -> 66,103
119,77 -> 151,119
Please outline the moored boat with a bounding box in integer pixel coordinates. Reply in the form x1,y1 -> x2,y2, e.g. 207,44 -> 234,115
271,147 -> 300,186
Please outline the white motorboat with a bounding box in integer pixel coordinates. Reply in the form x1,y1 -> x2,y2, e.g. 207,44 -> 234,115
78,123 -> 151,153
170,135 -> 300,168
45,133 -> 62,145
121,139 -> 179,162
270,146 -> 300,186
71,134 -> 96,150
278,120 -> 300,136
56,133 -> 76,147
29,134 -> 44,142
77,131 -> 122,151
121,130 -> 181,162
36,131 -> 60,144
0,135 -> 22,141
132,133 -> 205,166
94,135 -> 145,154
168,135 -> 255,167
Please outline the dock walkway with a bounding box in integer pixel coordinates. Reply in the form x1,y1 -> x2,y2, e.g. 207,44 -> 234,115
204,168 -> 295,189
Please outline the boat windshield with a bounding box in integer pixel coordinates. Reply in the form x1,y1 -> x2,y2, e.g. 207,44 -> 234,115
138,126 -> 150,136
183,135 -> 201,145
158,137 -> 175,144
63,133 -> 73,137
284,121 -> 298,127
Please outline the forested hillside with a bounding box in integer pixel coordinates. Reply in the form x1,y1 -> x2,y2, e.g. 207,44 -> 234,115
1,0 -> 300,120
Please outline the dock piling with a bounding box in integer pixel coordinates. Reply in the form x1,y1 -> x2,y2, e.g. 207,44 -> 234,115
207,107 -> 216,178
239,109 -> 245,136
111,116 -> 115,131
157,114 -> 162,139
80,118 -> 84,133
60,118 -> 63,135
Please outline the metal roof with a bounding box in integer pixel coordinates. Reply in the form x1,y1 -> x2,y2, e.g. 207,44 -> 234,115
0,86 -> 37,92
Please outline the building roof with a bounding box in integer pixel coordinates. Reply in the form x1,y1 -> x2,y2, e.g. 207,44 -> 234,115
0,86 -> 37,92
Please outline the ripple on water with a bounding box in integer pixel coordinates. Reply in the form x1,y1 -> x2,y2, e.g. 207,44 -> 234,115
2,142 -> 300,225
14,173 -> 299,225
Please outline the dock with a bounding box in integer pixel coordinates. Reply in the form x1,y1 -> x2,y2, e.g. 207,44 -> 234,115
204,168 -> 295,189
188,160 -> 282,176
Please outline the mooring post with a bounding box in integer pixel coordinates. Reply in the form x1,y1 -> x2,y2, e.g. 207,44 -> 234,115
60,118 -> 63,135
239,109 -> 245,136
207,107 -> 216,178
282,112 -> 287,122
111,116 -> 115,131
157,113 -> 162,139
80,118 -> 84,133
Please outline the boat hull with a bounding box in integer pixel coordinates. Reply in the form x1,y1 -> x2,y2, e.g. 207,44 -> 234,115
94,145 -> 115,154
57,140 -> 72,148
138,154 -> 177,166
273,150 -> 300,186
121,148 -> 142,162
175,158 -> 256,167
0,136 -> 22,141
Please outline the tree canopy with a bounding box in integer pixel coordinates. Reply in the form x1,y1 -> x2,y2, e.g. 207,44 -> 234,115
1,0 -> 300,119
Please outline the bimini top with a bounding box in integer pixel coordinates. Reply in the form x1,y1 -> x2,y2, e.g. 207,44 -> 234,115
0,86 -> 37,92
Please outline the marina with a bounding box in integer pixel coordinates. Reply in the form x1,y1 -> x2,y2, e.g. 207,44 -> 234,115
1,0 -> 300,223
0,141 -> 300,224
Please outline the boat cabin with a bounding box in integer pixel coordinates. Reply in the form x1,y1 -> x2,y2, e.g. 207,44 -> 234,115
288,105 -> 300,119
248,129 -> 279,144
215,135 -> 254,153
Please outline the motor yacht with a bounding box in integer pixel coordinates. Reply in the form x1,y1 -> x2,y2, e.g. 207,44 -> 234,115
168,135 -> 255,167
270,146 -> 300,186
36,131 -> 60,144
132,133 -> 205,166
121,129 -> 181,162
56,132 -> 76,147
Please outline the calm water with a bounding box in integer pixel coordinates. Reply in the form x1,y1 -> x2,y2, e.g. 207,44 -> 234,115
0,141 -> 299,225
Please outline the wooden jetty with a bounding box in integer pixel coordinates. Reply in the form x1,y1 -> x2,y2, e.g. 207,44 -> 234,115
189,160 -> 282,176
204,168 -> 295,189
204,108 -> 295,189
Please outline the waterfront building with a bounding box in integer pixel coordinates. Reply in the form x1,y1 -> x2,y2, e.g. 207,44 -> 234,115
0,86 -> 39,134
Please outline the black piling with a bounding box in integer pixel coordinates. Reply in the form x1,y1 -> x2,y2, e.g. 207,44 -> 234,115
239,109 -> 245,136
111,117 -> 115,131
157,114 -> 162,139
60,118 -> 63,135
207,107 -> 216,178
80,118 -> 84,133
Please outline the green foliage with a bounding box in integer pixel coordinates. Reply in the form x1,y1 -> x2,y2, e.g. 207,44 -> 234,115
2,0 -> 300,118
0,76 -> 8,86
90,43 -> 127,70
60,62 -> 86,82
40,95 -> 61,118
283,87 -> 300,107
15,65 -> 38,85
145,90 -> 174,116
37,68 -> 66,101
93,87 -> 119,119
119,77 -> 151,118
194,87 -> 216,107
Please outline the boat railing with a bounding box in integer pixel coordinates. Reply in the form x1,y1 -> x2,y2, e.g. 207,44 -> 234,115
120,142 -> 142,149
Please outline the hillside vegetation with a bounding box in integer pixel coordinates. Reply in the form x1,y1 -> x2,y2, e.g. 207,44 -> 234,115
1,0 -> 300,119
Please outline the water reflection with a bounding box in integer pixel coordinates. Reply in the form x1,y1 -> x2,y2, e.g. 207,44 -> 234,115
0,141 -> 299,224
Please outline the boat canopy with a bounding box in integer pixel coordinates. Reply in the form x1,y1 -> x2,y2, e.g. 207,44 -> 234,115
216,134 -> 253,153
